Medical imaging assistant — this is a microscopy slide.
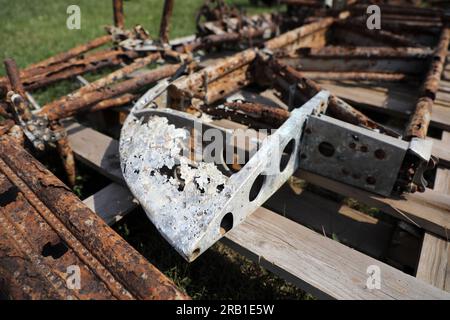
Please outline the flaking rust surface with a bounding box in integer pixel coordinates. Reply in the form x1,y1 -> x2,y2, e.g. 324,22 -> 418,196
120,114 -> 233,259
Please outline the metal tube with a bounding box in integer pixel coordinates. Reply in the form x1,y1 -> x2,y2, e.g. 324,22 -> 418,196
159,0 -> 175,44
405,28 -> 450,140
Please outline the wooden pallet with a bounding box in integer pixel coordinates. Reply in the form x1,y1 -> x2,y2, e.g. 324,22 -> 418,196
8,20 -> 447,299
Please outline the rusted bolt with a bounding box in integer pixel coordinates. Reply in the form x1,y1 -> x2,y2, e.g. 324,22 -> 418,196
349,142 -> 356,149
374,149 -> 386,160
360,145 -> 368,153
366,176 -> 376,185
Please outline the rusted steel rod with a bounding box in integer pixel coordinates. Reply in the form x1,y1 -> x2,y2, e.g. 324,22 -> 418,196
25,35 -> 112,71
224,101 -> 289,127
265,17 -> 334,50
50,122 -> 76,187
351,4 -> 443,18
405,28 -> 450,140
85,94 -> 136,113
4,59 -> 32,121
159,0 -> 175,44
305,46 -> 432,59
168,49 -> 256,103
0,138 -> 189,300
38,63 -> 181,120
301,71 -> 410,82
42,53 -> 160,112
113,0 -> 125,28
266,58 -> 395,134
0,119 -> 14,136
186,24 -> 277,52
335,20 -> 424,47
4,58 -> 26,97
1,49 -> 138,92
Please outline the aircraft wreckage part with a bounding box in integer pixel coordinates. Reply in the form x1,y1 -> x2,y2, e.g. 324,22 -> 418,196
405,28 -> 450,140
0,49 -> 138,92
222,101 -> 290,127
264,17 -> 334,51
299,115 -> 411,197
25,35 -> 112,72
0,137 -> 188,300
300,71 -> 409,82
41,53 -> 160,114
38,63 -> 181,121
262,58 -> 396,135
304,46 -> 432,59
113,0 -> 125,29
159,0 -> 175,44
120,91 -> 330,262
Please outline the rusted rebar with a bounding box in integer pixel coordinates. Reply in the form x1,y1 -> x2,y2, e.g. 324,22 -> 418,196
224,101 -> 290,127
4,59 -> 32,121
113,0 -> 125,28
301,71 -> 409,82
50,122 -> 76,187
38,63 -> 182,120
305,46 -> 432,59
0,119 -> 14,136
26,35 -> 112,71
405,28 -> 450,140
159,0 -> 175,44
42,53 -> 160,112
0,138 -> 189,300
265,58 -> 396,134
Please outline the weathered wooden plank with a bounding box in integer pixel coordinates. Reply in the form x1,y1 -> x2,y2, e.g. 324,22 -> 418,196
67,122 -> 450,299
224,207 -> 450,300
83,183 -> 138,225
298,170 -> 450,239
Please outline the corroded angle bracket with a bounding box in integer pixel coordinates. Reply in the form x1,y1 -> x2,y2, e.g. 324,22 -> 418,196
120,91 -> 330,262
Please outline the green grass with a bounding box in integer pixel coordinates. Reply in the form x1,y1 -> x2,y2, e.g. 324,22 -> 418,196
0,0 -> 272,72
0,0 -> 306,300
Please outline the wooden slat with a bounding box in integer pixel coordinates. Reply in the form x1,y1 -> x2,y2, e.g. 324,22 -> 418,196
67,122 -> 450,299
83,183 -> 138,225
298,170 -> 450,239
264,184 -> 394,259
416,166 -> 450,292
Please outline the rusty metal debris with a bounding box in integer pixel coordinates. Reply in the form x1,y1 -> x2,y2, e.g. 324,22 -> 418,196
405,28 -> 450,140
115,1 -> 447,262
0,136 -> 188,300
1,0 -> 448,287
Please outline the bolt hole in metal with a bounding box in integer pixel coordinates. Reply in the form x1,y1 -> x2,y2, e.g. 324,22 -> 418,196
318,141 -> 335,157
279,139 -> 296,172
220,212 -> 234,236
42,241 -> 68,259
249,174 -> 266,202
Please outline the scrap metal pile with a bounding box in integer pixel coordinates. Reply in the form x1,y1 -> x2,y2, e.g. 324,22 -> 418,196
0,0 -> 449,298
